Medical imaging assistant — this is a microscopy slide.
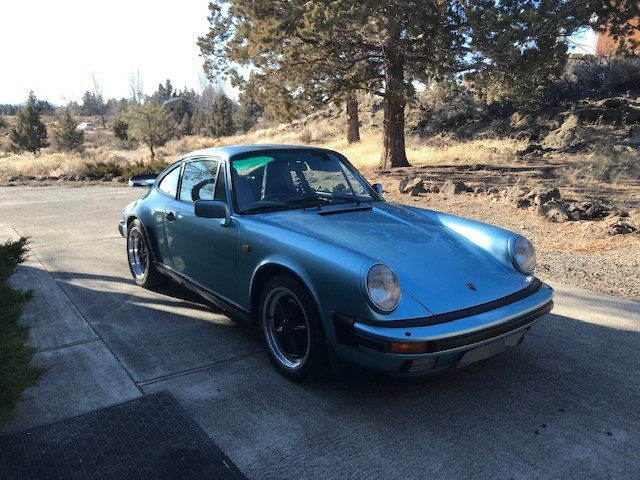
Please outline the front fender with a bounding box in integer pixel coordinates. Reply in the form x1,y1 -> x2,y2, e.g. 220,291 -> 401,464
238,217 -> 431,322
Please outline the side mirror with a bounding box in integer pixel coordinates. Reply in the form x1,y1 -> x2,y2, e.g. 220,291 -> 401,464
129,174 -> 159,187
195,200 -> 231,227
372,183 -> 383,196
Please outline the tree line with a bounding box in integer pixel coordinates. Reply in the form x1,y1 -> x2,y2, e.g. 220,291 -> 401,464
198,0 -> 640,169
3,79 -> 263,158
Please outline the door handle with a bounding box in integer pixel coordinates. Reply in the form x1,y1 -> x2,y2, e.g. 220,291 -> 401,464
165,212 -> 176,222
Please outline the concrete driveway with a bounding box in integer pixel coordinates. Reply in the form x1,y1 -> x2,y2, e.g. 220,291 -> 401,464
1,185 -> 639,479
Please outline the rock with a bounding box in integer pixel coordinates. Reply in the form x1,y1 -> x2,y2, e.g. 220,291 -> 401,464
576,106 -> 623,124
101,173 -> 115,182
506,185 -> 530,205
399,176 -> 424,194
629,126 -> 640,138
624,108 -> 640,124
73,174 -> 84,181
47,176 -> 59,181
516,144 -> 545,156
539,201 -> 569,223
602,98 -> 625,109
8,176 -> 18,182
585,203 -> 610,220
527,187 -> 561,206
430,185 -> 440,194
608,221 -> 637,235
440,180 -> 469,195
487,187 -> 500,195
568,211 -> 581,221
112,176 -> 125,183
473,186 -> 485,195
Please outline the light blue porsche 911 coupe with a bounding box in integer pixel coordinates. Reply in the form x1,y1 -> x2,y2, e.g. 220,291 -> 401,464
119,145 -> 553,380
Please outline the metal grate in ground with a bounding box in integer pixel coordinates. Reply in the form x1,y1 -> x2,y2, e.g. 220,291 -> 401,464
0,391 -> 246,480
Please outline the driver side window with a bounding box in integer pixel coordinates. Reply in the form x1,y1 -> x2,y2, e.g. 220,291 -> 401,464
179,159 -> 220,203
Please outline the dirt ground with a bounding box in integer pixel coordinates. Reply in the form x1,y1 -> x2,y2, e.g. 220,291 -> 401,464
364,166 -> 640,302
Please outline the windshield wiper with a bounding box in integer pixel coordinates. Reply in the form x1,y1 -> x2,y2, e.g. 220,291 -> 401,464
241,204 -> 298,214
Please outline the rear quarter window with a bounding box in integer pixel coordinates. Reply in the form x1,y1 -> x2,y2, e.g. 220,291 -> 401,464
158,166 -> 180,197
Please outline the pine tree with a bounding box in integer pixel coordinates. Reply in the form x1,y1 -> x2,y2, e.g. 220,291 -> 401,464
53,111 -> 84,152
209,92 -> 235,137
10,92 -> 49,154
126,101 -> 176,159
200,0 -> 636,169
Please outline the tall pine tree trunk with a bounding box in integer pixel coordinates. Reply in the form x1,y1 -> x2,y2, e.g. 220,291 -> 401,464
346,94 -> 360,144
380,38 -> 410,169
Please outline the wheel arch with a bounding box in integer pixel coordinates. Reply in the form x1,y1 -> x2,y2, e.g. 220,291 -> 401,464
249,262 -> 321,325
127,215 -> 161,263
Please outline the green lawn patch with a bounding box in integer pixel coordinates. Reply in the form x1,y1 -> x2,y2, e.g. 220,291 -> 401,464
0,237 -> 45,424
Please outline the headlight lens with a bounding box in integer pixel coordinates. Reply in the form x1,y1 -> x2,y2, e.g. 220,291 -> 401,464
511,236 -> 536,273
366,264 -> 401,312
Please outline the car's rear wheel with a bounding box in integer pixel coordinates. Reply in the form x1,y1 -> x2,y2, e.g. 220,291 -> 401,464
259,275 -> 326,380
127,219 -> 168,288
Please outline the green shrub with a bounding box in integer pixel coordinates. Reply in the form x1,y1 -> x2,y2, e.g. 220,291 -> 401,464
0,237 -> 45,424
85,161 -> 123,179
53,111 -> 84,152
111,115 -> 129,141
605,57 -> 640,92
121,159 -> 170,179
85,159 -> 170,180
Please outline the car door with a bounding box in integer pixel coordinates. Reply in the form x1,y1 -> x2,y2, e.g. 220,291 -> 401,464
164,158 -> 238,303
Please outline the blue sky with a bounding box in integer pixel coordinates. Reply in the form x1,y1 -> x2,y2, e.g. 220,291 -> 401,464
0,0 -> 214,104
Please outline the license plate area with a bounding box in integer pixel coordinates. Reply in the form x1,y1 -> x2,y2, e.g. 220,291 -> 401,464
457,332 -> 523,367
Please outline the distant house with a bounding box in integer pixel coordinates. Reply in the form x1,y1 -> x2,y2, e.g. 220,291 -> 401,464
77,122 -> 94,131
596,20 -> 640,55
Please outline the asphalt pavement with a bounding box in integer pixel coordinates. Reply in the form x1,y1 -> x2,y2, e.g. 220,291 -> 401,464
1,185 -> 638,479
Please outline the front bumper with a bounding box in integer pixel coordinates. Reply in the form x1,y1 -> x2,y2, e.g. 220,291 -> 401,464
118,220 -> 126,238
325,281 -> 554,376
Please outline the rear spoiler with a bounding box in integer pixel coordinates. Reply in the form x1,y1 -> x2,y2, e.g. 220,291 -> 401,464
129,174 -> 159,187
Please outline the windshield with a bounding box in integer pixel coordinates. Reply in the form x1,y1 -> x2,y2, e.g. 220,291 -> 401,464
230,151 -> 379,214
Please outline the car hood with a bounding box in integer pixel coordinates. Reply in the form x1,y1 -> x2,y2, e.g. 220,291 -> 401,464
264,203 -> 523,315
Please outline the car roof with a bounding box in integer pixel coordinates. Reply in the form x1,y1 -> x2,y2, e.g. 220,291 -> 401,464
181,144 -> 338,163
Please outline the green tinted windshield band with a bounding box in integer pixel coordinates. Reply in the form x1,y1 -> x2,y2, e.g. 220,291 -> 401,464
232,156 -> 274,174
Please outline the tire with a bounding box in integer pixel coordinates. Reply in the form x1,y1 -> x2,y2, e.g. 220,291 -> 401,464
259,275 -> 327,380
126,219 -> 168,288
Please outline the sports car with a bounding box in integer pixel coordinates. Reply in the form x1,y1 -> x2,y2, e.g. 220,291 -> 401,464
119,145 -> 553,379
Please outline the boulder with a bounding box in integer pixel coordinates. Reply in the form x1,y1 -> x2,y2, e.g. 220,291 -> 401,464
625,109 -> 640,124
399,177 -> 427,196
473,186 -> 485,195
539,201 -> 569,223
487,187 -> 500,195
440,180 -> 470,195
430,185 -> 440,194
584,203 -> 610,220
527,187 -> 561,206
112,176 -> 125,183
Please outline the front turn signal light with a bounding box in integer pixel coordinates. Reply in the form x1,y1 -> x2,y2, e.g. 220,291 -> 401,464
389,342 -> 429,354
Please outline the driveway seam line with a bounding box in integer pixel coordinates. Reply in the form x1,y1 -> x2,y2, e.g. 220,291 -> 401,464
136,351 -> 265,387
13,225 -> 145,396
37,338 -> 100,353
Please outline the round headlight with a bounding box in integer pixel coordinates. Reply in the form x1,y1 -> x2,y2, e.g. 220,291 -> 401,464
511,236 -> 536,273
366,264 -> 401,312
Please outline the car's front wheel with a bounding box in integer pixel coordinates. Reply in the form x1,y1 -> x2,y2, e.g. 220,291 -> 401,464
126,219 -> 168,288
259,275 -> 326,380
